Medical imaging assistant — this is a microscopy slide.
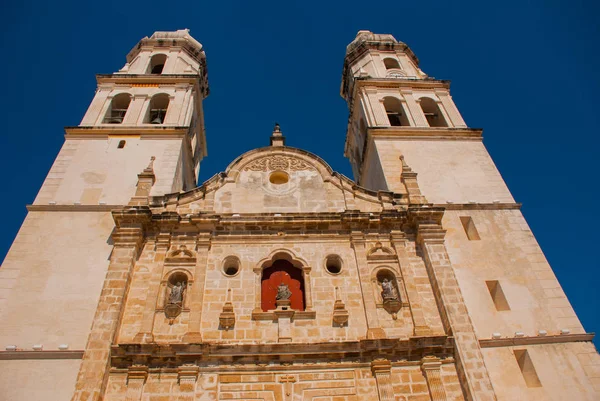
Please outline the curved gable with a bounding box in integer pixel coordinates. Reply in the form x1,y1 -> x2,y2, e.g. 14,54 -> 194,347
215,148 -> 353,214
158,146 -> 403,215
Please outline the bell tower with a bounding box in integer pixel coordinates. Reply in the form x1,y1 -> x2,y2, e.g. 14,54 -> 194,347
341,30 -> 512,205
0,30 -> 209,401
35,29 -> 209,206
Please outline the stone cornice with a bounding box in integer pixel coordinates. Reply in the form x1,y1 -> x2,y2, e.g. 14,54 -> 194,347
110,335 -> 453,368
96,74 -> 201,85
27,204 -> 123,212
368,127 -> 483,141
479,333 -> 594,348
64,126 -> 188,138
434,203 -> 522,210
0,350 -> 84,360
356,77 -> 450,90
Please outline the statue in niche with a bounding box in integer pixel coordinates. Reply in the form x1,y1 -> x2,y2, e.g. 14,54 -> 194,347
169,281 -> 186,305
380,278 -> 399,301
276,283 -> 292,301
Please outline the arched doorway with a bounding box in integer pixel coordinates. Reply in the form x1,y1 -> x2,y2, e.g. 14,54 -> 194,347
261,260 -> 305,311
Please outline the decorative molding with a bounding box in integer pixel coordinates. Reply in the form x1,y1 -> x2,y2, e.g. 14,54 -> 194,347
64,125 -> 189,138
27,204 -> 123,212
369,127 -> 483,140
111,335 -> 453,368
435,202 -> 521,210
479,333 -> 595,348
251,310 -> 316,321
0,350 -> 84,360
243,155 -> 314,172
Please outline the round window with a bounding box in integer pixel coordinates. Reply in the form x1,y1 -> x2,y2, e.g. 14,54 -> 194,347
223,256 -> 241,277
325,255 -> 343,275
269,171 -> 289,185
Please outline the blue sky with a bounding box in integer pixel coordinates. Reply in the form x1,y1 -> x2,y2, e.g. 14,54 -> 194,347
1,1 -> 599,344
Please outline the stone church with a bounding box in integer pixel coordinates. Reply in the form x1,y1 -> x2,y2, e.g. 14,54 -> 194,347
0,29 -> 598,401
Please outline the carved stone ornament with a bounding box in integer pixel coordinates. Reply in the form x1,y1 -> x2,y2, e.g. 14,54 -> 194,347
380,278 -> 402,319
165,304 -> 182,322
276,283 -> 292,300
244,156 -> 313,172
165,245 -> 196,266
219,302 -> 236,330
332,299 -> 349,327
165,281 -> 186,322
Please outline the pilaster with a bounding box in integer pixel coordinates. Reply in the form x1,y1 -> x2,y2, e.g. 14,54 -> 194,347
350,231 -> 385,339
71,209 -> 150,401
182,232 -> 211,342
125,365 -> 148,401
178,364 -> 200,399
412,210 -> 496,401
421,356 -> 447,401
389,231 -> 431,336
371,358 -> 394,401
401,90 -> 428,127
435,90 -> 467,127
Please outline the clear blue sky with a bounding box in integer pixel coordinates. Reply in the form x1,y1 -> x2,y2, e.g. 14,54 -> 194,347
1,1 -> 599,344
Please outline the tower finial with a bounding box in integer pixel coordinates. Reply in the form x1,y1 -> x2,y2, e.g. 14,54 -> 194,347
270,122 -> 285,147
144,156 -> 156,173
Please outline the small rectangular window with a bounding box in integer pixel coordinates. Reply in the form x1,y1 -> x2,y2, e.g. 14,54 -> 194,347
514,349 -> 542,387
460,216 -> 481,240
486,280 -> 510,311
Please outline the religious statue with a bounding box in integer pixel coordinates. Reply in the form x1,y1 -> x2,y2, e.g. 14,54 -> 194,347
381,278 -> 399,301
276,283 -> 292,300
169,281 -> 185,304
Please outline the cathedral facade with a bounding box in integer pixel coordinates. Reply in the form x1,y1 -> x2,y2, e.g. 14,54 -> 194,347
0,29 -> 598,401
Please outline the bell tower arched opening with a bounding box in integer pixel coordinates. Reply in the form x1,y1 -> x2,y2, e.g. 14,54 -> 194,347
383,97 -> 410,127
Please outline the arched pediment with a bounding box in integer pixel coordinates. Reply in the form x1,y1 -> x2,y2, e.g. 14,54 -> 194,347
149,146 -> 406,214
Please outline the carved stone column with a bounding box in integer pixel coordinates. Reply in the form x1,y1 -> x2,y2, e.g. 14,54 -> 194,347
421,357 -> 447,401
389,231 -> 431,336
302,266 -> 313,311
413,211 -> 497,401
350,231 -> 384,339
125,365 -> 148,401
71,209 -> 150,401
252,266 -> 262,313
183,232 -> 210,342
371,358 -> 394,401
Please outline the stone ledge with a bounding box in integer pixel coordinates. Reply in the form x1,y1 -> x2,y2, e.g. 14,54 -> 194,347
111,336 -> 454,368
434,203 -> 522,210
65,126 -> 188,138
27,204 -> 123,212
479,333 -> 594,348
369,127 -> 483,141
0,350 -> 84,360
251,310 -> 317,321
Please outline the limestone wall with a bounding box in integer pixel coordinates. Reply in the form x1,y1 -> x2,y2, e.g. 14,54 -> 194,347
443,209 -> 583,337
103,363 -> 464,401
482,342 -> 600,400
34,137 -> 186,205
0,360 -> 81,401
368,139 -> 514,204
117,237 -> 448,344
0,211 -> 113,350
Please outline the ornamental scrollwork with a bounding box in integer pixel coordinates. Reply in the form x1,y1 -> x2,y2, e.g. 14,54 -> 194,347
244,156 -> 313,172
